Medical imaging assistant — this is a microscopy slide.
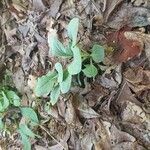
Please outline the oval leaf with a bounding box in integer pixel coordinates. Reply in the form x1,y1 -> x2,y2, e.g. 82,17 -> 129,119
6,91 -> 20,106
91,44 -> 105,63
60,72 -> 72,94
20,107 -> 39,124
68,46 -> 82,75
67,18 -> 79,46
48,33 -> 67,56
82,64 -> 98,78
0,102 -> 3,112
19,124 -> 35,138
35,71 -> 57,97
55,62 -> 63,83
1,91 -> 9,110
19,129 -> 31,150
50,85 -> 61,105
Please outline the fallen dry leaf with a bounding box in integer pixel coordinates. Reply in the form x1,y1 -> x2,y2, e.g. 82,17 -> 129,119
124,67 -> 150,93
107,27 -> 144,63
13,67 -> 26,93
124,31 -> 150,62
65,98 -> 77,124
81,133 -> 93,150
103,0 -> 123,22
115,80 -> 142,106
32,0 -> 46,11
78,100 -> 100,119
107,3 -> 150,29
121,101 -> 148,124
69,129 -> 82,150
48,0 -> 63,18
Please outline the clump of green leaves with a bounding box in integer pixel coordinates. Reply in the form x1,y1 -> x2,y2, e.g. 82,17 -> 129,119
18,107 -> 39,150
35,18 -> 105,105
0,84 -> 39,150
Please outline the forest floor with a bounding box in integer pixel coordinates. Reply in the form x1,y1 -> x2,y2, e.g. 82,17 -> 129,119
0,0 -> 150,150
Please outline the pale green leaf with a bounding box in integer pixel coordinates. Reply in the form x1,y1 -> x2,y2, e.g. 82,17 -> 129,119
19,129 -> 31,150
60,71 -> 72,94
55,63 -> 63,83
0,102 -> 3,112
48,33 -> 67,56
19,124 -> 35,138
91,44 -> 105,62
6,91 -> 20,106
50,85 -> 60,105
82,64 -> 98,78
66,42 -> 73,56
67,18 -> 79,46
1,91 -> 9,110
68,46 -> 82,75
20,107 -> 39,124
35,71 -> 57,97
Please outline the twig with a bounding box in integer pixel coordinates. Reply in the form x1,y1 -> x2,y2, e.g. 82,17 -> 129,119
39,124 -> 65,149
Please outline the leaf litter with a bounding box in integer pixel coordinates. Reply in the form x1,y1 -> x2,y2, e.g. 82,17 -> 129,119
0,0 -> 150,149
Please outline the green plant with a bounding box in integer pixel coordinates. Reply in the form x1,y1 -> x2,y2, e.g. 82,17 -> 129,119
0,82 -> 39,150
35,18 -> 105,105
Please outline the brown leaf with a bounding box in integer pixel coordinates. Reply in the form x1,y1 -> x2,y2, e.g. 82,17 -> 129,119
48,0 -> 63,18
64,96 -> 81,127
120,122 -> 150,149
124,68 -> 150,93
120,101 -> 148,124
103,0 -> 123,22
94,120 -> 112,150
32,0 -> 46,11
13,67 -> 26,93
110,125 -> 135,145
107,3 -> 150,29
69,129 -> 82,150
81,133 -> 93,150
116,80 -> 141,106
78,100 -> 100,119
34,145 -> 47,150
84,83 -> 109,107
107,27 -> 144,63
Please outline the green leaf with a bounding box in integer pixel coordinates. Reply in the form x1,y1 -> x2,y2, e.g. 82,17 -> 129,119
48,34 -> 67,56
19,124 -> 35,138
20,107 -> 39,124
67,18 -> 79,46
19,129 -> 31,150
91,44 -> 105,63
35,71 -> 57,97
50,85 -> 61,105
60,71 -> 72,94
55,63 -> 63,83
82,64 -> 98,78
68,46 -> 82,75
1,91 -> 9,110
66,42 -> 73,56
0,102 -> 3,112
6,91 -> 20,106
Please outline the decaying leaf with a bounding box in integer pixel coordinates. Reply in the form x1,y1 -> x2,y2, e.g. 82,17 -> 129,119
115,80 -> 142,106
78,100 -> 100,119
81,133 -> 93,150
103,0 -> 123,23
32,0 -> 46,11
124,67 -> 150,92
107,27 -> 144,63
107,3 -> 150,29
1,0 -> 150,149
